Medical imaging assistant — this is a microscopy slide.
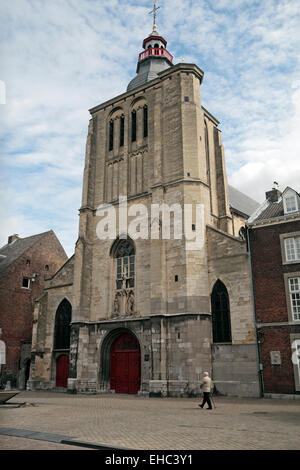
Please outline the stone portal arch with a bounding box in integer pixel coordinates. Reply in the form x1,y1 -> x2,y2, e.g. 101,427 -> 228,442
99,328 -> 141,394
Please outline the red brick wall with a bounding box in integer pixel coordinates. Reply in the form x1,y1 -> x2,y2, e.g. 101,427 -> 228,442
249,220 -> 300,394
259,326 -> 298,394
250,221 -> 300,323
0,231 -> 68,387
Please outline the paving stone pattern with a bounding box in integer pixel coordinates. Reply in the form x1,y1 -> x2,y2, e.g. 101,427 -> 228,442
0,391 -> 299,450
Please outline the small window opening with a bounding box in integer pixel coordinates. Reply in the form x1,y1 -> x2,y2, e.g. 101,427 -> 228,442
184,96 -> 190,102
175,275 -> 179,282
22,277 -> 30,289
45,265 -> 49,271
192,224 -> 196,231
26,259 -> 30,266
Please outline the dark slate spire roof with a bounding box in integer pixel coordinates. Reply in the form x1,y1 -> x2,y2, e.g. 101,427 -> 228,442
228,185 -> 260,218
0,231 -> 52,274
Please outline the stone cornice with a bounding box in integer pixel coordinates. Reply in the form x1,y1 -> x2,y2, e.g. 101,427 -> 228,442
71,312 -> 211,326
89,63 -> 205,115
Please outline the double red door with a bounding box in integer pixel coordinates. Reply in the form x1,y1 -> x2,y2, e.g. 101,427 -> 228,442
56,354 -> 69,388
110,334 -> 141,394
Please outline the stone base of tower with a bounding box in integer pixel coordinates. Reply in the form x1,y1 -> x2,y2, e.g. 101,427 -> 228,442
29,313 -> 261,398
212,344 -> 261,398
69,314 -> 212,397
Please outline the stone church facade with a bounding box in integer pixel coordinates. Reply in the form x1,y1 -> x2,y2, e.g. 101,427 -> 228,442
28,25 -> 261,398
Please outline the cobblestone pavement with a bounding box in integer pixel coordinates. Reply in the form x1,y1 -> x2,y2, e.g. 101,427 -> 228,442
0,435 -> 91,450
0,391 -> 299,450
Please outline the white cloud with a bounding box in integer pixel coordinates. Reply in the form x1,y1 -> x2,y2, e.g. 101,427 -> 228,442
0,0 -> 300,256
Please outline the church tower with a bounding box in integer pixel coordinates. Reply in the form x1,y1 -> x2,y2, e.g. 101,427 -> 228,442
29,3 -> 261,398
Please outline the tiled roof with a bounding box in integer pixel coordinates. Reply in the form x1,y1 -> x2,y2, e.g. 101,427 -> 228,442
0,231 -> 52,274
254,200 -> 284,221
228,185 -> 260,217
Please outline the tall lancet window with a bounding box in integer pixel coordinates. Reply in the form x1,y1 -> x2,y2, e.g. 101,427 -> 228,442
109,120 -> 114,151
211,280 -> 232,343
111,238 -> 135,317
204,121 -> 210,182
54,299 -> 72,350
143,106 -> 148,138
120,115 -> 125,147
131,110 -> 137,142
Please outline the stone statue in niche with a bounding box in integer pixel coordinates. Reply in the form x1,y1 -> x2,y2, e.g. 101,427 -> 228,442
126,290 -> 135,316
113,293 -> 120,317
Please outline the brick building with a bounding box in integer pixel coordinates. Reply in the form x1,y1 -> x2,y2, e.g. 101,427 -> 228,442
0,231 -> 67,389
247,186 -> 300,396
29,20 -> 262,397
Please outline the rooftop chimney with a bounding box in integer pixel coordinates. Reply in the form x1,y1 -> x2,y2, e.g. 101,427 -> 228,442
265,183 -> 281,203
8,234 -> 20,244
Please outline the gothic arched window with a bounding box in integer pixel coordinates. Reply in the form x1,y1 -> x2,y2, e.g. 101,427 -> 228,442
211,280 -> 232,343
131,111 -> 137,142
114,239 -> 135,290
204,120 -> 210,181
109,120 -> 114,151
143,106 -> 148,138
54,299 -> 72,350
120,115 -> 125,147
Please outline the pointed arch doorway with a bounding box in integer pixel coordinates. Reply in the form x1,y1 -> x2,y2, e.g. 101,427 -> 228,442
110,333 -> 141,394
53,299 -> 72,388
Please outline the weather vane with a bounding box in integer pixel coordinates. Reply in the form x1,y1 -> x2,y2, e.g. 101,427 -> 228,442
149,0 -> 160,31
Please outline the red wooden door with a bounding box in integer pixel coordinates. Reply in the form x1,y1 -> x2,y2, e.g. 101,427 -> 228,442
56,354 -> 69,388
110,333 -> 141,394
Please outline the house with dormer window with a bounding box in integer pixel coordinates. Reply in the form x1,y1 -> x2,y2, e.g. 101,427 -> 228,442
247,185 -> 300,397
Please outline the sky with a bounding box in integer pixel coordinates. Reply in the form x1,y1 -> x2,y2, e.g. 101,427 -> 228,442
0,0 -> 300,256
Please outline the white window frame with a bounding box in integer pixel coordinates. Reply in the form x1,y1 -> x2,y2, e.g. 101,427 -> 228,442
284,236 -> 300,262
288,277 -> 300,321
280,232 -> 300,265
284,195 -> 298,214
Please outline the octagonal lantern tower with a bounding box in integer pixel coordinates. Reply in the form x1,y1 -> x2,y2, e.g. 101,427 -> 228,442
127,9 -> 173,91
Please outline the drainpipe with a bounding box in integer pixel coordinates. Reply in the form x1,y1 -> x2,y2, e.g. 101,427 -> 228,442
246,225 -> 264,397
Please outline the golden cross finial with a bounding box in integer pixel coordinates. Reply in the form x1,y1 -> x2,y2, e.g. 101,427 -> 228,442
149,0 -> 160,31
